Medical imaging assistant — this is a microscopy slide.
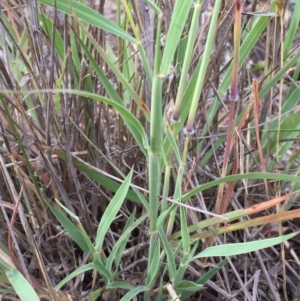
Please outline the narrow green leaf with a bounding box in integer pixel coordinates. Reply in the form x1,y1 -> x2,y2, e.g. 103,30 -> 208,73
186,0 -> 221,130
89,288 -> 106,301
75,32 -> 123,105
46,202 -> 90,253
54,199 -> 96,255
93,259 -> 111,284
173,238 -> 196,289
284,0 -> 300,58
183,172 -> 300,201
37,0 -> 136,43
83,91 -> 149,153
144,0 -> 162,14
107,281 -> 135,290
197,258 -> 228,285
106,212 -> 148,271
95,170 -> 133,252
176,280 -> 203,293
160,0 -> 194,76
119,286 -> 149,301
72,12 -> 150,121
51,148 -> 143,203
113,210 -> 135,268
55,263 -> 94,290
158,226 -> 176,281
180,206 -> 189,254
259,51 -> 300,99
181,258 -> 228,300
39,14 -> 64,59
165,128 -> 181,164
192,233 -> 297,259
6,268 -> 40,301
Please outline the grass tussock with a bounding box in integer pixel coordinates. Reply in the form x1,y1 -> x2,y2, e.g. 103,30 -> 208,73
0,0 -> 300,300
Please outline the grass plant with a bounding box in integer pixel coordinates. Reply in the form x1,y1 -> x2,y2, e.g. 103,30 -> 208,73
0,0 -> 300,300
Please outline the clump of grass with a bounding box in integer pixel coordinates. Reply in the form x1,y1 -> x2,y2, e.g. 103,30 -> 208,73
0,0 -> 300,300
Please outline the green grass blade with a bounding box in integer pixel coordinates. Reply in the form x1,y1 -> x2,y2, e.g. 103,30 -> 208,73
93,259 -> 111,284
6,268 -> 40,301
119,286 -> 149,301
176,280 -> 203,293
284,0 -> 300,58
158,226 -> 176,281
106,210 -> 137,271
75,34 -> 123,105
46,202 -> 90,253
74,19 -> 150,121
55,263 -> 94,290
66,118 -> 150,210
186,0 -> 221,131
183,172 -> 300,201
181,258 -> 228,300
37,0 -> 136,43
165,128 -> 181,164
106,213 -> 148,272
107,281 -> 135,290
39,14 -> 64,59
51,148 -> 144,204
160,0 -> 193,76
192,232 -> 297,259
259,51 -> 300,99
95,170 -> 133,252
83,91 -> 149,154
113,212 -> 135,268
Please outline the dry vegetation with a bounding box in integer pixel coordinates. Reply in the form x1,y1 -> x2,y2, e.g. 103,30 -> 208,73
0,0 -> 300,300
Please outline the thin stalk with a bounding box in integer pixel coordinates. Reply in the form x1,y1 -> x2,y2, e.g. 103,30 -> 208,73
147,10 -> 163,293
161,152 -> 172,213
185,0 -> 222,133
161,0 -> 202,216
215,0 -> 241,214
121,0 -> 153,86
172,136 -> 191,286
172,0 -> 202,121
166,132 -> 189,236
275,1 -> 287,300
163,0 -> 202,235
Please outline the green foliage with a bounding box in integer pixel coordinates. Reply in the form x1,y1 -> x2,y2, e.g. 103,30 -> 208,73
0,0 -> 299,300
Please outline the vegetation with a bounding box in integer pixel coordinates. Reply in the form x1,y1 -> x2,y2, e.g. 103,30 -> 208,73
0,0 -> 300,300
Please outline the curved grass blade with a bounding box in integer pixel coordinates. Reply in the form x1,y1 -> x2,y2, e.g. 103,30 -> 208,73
37,0 -> 136,43
6,268 -> 40,301
55,263 -> 94,290
158,226 -> 176,281
95,170 -> 133,252
49,148 -> 143,204
106,210 -> 136,271
92,260 -> 111,284
183,172 -> 300,201
107,281 -> 135,290
106,212 -> 148,271
172,192 -> 295,240
160,0 -> 194,76
176,280 -> 203,293
46,202 -> 90,253
39,14 -> 64,60
181,258 -> 228,300
192,232 -> 297,259
119,286 -> 149,301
